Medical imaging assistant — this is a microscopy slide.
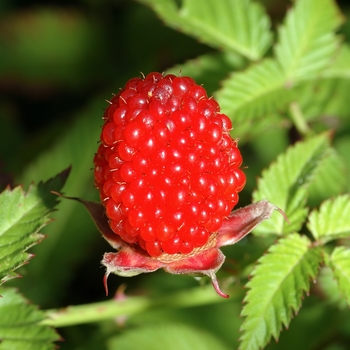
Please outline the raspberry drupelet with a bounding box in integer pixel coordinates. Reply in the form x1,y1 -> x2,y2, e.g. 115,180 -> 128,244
94,72 -> 246,258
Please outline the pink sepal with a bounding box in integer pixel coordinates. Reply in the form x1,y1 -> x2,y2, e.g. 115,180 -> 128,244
53,194 -> 287,298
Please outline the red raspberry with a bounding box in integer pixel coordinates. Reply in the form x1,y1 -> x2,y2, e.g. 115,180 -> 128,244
94,72 -> 246,258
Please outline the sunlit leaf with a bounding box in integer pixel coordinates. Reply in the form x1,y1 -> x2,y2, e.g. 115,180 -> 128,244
253,134 -> 329,235
137,0 -> 272,60
323,44 -> 350,79
275,0 -> 343,84
308,194 -> 350,244
317,265 -> 348,309
328,246 -> 350,306
240,234 -> 322,350
216,58 -> 293,122
308,148 -> 348,207
297,44 -> 350,121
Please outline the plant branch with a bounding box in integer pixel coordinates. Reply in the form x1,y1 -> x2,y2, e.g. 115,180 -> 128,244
41,284 -> 232,328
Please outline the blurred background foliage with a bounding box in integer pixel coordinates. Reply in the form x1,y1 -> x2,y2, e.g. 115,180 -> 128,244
1,1 -> 350,349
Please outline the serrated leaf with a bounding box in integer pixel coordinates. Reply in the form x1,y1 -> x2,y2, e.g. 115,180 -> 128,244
298,44 -> 350,121
239,234 -> 322,350
308,194 -> 350,244
308,148 -> 348,207
328,246 -> 350,305
0,168 -> 70,286
253,134 -> 329,235
108,322 -> 229,350
297,77 -> 350,122
216,58 -> 294,122
317,265 -> 348,309
323,44 -> 350,79
275,0 -> 343,84
0,287 -> 59,349
136,0 -> 272,60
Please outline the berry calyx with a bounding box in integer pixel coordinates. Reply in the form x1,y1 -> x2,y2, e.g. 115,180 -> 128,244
94,72 -> 246,257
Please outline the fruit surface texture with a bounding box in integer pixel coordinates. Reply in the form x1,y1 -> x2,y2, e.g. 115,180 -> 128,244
94,72 -> 246,258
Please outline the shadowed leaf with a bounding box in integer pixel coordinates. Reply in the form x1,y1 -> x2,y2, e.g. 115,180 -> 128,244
0,168 -> 70,285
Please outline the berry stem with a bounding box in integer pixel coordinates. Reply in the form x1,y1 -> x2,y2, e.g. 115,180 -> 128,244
40,284 -> 234,328
288,102 -> 311,136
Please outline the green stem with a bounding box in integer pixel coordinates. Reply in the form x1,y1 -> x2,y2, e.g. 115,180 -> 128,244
41,285 -> 230,328
289,102 -> 311,136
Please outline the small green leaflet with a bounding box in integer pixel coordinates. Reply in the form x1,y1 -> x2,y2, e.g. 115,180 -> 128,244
307,149 -> 347,207
108,322 -> 230,350
296,45 -> 350,122
239,234 -> 322,350
136,0 -> 272,60
308,194 -> 350,244
0,287 -> 60,350
317,265 -> 348,309
274,0 -> 343,84
253,134 -> 329,235
0,168 -> 70,285
216,58 -> 293,122
323,44 -> 350,79
328,247 -> 350,306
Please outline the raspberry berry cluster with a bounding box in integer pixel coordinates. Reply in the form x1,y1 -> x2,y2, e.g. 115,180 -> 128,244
94,72 -> 245,257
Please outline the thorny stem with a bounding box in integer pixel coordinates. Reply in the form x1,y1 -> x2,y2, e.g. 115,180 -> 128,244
289,102 -> 311,136
40,284 -> 232,328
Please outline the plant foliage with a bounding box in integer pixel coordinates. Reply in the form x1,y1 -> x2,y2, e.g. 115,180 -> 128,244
2,0 -> 350,349
253,134 -> 329,235
136,0 -> 272,60
0,287 -> 59,350
328,247 -> 350,306
239,234 -> 322,350
216,59 -> 292,121
0,168 -> 70,285
308,194 -> 350,243
274,0 -> 343,83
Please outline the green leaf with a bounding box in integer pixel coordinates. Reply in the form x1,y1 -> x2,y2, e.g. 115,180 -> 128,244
323,44 -> 350,79
253,134 -> 329,235
0,168 -> 70,285
317,265 -> 348,309
136,0 -> 272,60
216,58 -> 293,122
239,234 -> 322,350
297,78 -> 350,122
166,51 -> 245,96
0,287 -> 59,350
308,194 -> 350,244
308,148 -> 348,207
275,0 -> 343,84
108,322 -> 230,350
328,246 -> 350,306
297,44 -> 350,122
